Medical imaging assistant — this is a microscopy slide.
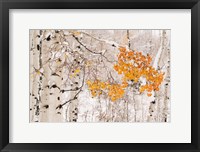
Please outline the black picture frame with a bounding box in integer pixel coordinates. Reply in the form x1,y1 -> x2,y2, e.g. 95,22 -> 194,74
0,0 -> 199,151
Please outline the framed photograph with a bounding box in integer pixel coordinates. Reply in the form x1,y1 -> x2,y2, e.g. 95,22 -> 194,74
0,0 -> 199,151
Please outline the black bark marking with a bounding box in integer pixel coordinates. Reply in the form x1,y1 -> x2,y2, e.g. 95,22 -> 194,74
51,84 -> 58,88
51,73 -> 60,77
37,44 -> 40,50
35,105 -> 40,116
56,104 -> 62,110
43,105 -> 49,109
60,90 -> 65,93
46,35 -> 51,41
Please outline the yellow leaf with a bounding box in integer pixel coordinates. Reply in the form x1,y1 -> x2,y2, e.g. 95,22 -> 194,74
74,69 -> 80,74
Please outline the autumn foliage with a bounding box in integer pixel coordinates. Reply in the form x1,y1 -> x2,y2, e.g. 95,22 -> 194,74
87,47 -> 164,101
87,80 -> 126,101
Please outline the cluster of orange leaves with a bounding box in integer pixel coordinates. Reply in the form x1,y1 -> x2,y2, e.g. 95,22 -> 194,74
114,47 -> 164,97
87,47 -> 164,101
87,80 -> 126,101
